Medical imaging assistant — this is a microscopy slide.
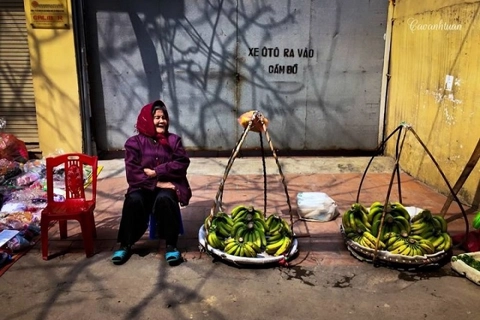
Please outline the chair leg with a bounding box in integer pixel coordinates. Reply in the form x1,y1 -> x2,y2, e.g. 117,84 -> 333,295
41,218 -> 50,260
80,217 -> 95,258
89,213 -> 97,238
59,220 -> 68,239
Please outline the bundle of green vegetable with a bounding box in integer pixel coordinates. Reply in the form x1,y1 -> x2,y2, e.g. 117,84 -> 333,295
474,212 -> 480,230
452,254 -> 480,272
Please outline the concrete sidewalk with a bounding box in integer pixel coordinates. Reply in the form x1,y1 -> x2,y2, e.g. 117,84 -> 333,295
0,156 -> 478,320
92,156 -> 469,265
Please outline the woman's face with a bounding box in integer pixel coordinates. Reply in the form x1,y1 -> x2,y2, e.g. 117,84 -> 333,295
153,109 -> 168,134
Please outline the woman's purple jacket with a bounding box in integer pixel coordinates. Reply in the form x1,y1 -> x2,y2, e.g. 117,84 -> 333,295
124,133 -> 192,206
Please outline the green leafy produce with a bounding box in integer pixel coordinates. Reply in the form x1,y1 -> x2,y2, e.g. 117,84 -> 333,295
473,212 -> 480,229
452,254 -> 480,272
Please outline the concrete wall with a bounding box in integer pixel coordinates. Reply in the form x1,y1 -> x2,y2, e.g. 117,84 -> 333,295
23,0 -> 83,157
84,0 -> 388,153
22,0 -> 480,208
385,0 -> 480,206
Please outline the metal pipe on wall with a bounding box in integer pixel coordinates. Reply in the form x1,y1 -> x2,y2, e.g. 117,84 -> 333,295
378,0 -> 395,150
72,0 -> 94,155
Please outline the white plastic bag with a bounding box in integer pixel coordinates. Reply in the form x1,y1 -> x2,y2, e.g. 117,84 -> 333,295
296,192 -> 339,222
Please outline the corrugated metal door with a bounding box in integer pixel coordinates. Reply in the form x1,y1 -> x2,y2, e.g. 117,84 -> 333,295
0,0 -> 38,148
84,0 -> 387,153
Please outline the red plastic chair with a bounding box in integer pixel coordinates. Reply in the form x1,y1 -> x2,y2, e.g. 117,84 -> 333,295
40,153 -> 98,260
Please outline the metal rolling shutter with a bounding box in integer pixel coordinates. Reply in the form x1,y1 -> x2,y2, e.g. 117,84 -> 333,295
0,0 -> 39,149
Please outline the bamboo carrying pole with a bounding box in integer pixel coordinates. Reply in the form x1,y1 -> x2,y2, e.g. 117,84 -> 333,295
209,111 -> 293,227
356,123 -> 469,264
441,138 -> 480,222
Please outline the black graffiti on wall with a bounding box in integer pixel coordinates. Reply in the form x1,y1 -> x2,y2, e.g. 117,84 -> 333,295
248,47 -> 315,74
248,47 -> 315,58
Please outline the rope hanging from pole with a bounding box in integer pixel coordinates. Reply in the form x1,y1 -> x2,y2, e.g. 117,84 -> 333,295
210,110 -> 293,230
356,122 -> 469,263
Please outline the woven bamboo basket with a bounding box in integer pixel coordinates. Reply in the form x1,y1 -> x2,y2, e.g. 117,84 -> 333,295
341,209 -> 452,271
342,124 -> 466,270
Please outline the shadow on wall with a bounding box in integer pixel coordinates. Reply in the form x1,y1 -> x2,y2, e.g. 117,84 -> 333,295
26,31 -> 80,153
84,0 -> 386,155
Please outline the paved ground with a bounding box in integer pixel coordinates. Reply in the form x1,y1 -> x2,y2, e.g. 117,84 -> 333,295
0,156 -> 479,320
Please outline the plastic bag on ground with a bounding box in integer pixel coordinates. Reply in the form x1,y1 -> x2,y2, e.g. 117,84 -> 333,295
0,133 -> 28,163
296,192 -> 339,222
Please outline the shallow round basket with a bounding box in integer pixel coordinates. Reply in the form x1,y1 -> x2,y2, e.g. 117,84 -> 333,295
340,207 -> 452,271
198,226 -> 299,266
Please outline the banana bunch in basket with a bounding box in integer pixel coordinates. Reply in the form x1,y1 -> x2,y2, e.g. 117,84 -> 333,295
407,209 -> 452,253
204,205 -> 294,257
342,202 -> 452,256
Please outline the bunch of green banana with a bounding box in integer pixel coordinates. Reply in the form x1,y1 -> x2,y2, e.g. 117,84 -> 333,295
342,203 -> 371,234
367,201 -> 410,224
230,205 -> 257,223
384,232 -> 436,256
265,232 -> 292,256
384,207 -> 451,253
366,201 -> 385,224
364,202 -> 411,240
346,229 -> 386,250
230,205 -> 253,238
409,210 -> 450,252
223,237 -> 260,257
265,214 -> 292,237
411,209 -> 448,235
231,205 -> 269,231
206,225 -> 225,250
246,208 -> 270,234
231,220 -> 248,239
425,232 -> 452,252
230,204 -> 248,218
389,202 -> 411,221
235,221 -> 267,249
263,214 -> 294,256
383,231 -> 403,248
371,213 -> 411,240
208,212 -> 234,238
410,219 -> 434,237
206,205 -> 294,257
367,200 -> 407,224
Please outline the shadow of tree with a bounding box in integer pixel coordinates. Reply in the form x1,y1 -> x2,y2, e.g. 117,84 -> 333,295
0,2 -> 39,148
84,0 -> 386,154
10,1 -> 390,318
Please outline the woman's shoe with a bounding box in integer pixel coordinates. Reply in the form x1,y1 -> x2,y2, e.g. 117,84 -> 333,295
111,246 -> 130,265
165,248 -> 182,266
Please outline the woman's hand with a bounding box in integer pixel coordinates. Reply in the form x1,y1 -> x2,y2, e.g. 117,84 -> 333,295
143,168 -> 156,177
156,181 -> 176,190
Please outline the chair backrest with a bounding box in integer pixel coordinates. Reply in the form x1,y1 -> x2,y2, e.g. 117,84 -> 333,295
45,153 -> 98,203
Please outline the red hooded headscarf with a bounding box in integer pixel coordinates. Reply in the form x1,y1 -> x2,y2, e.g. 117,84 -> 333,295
135,100 -> 170,146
